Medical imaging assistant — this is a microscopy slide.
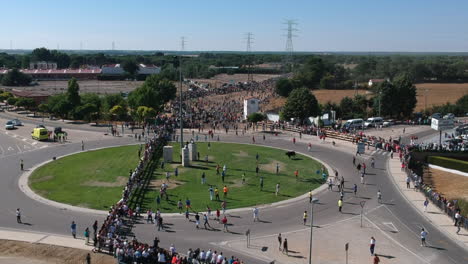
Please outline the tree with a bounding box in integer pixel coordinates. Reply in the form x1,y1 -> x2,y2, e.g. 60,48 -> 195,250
123,60 -> 139,77
6,97 -> 18,106
110,105 -> 127,120
280,87 -> 319,124
456,94 -> 468,112
275,78 -> 295,97
372,75 -> 416,118
66,78 -> 81,111
15,97 -> 36,110
339,97 -> 354,119
128,75 -> 176,112
0,92 -> 13,101
294,57 -> 327,89
247,112 -> 266,123
31,47 -> 52,61
47,94 -> 71,120
319,73 -> 335,89
393,74 -> 417,118
38,103 -> 49,114
76,103 -> 98,122
1,69 -> 32,86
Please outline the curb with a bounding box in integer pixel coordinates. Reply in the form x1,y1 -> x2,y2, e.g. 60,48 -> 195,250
19,139 -> 333,217
18,142 -> 144,216
385,157 -> 468,250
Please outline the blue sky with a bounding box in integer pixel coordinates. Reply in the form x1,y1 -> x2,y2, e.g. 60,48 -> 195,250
2,0 -> 468,51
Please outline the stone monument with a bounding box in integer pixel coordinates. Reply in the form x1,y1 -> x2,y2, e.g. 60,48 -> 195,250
188,142 -> 197,161
182,146 -> 190,167
163,146 -> 173,163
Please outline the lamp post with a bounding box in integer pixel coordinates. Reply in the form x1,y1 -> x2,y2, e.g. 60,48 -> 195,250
309,197 -> 319,264
378,91 -> 382,117
179,55 -> 183,150
424,89 -> 429,113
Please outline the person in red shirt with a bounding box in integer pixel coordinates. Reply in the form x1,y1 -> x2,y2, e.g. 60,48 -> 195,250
222,216 -> 228,232
293,137 -> 296,144
223,185 -> 228,198
294,170 -> 299,181
373,254 -> 380,264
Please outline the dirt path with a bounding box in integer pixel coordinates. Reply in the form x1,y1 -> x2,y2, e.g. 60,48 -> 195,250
0,240 -> 115,264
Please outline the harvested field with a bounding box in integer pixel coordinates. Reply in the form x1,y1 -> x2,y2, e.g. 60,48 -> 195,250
312,89 -> 371,104
415,83 -> 468,111
424,167 -> 468,200
0,240 -> 114,264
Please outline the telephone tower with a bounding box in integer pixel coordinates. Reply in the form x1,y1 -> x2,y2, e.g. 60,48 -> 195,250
283,20 -> 298,70
245,32 -> 254,82
181,36 -> 187,52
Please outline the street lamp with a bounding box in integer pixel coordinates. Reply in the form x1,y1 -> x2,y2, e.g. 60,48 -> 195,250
179,55 -> 183,150
309,197 -> 319,264
378,91 -> 382,117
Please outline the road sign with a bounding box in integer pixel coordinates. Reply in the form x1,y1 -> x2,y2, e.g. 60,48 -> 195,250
357,142 -> 365,154
345,242 -> 349,251
360,201 -> 366,208
431,118 -> 454,131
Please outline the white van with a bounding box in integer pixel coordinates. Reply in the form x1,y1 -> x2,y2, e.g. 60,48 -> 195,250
343,119 -> 364,129
365,117 -> 383,128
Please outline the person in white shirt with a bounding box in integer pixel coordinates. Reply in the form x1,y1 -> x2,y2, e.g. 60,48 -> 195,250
253,207 -> 259,222
420,228 -> 428,246
217,252 -> 224,263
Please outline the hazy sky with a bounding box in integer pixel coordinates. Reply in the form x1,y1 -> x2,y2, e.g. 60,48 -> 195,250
2,0 -> 468,52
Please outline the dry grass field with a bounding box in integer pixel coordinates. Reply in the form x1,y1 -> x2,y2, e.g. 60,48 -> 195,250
424,167 -> 468,201
415,83 -> 468,111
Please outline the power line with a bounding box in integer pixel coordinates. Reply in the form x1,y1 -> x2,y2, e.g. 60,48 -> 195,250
181,36 -> 187,52
244,32 -> 254,52
283,19 -> 298,67
244,32 -> 254,82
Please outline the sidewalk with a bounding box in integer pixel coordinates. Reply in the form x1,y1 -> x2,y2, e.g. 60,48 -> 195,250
387,157 -> 468,249
0,228 -> 92,251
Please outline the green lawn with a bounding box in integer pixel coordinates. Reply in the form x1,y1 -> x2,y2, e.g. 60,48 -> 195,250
29,145 -> 141,210
29,142 -> 325,212
140,142 -> 325,213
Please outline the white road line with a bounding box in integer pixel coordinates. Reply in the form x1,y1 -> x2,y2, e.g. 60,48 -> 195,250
383,221 -> 399,232
364,215 -> 430,263
370,150 -> 377,155
0,145 -> 4,155
7,146 -> 14,151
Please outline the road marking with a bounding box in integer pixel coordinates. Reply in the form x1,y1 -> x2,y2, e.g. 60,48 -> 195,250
7,146 -> 14,151
364,215 -> 430,263
31,142 -> 38,145
383,222 -> 399,232
22,138 -> 27,141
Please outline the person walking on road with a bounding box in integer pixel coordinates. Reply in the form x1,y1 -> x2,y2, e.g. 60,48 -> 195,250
377,190 -> 382,203
328,178 -> 333,191
203,214 -> 211,229
423,198 -> 429,212
338,199 -> 343,212
373,254 -> 380,264
16,208 -> 21,223
309,190 -> 313,203
20,159 -> 24,171
406,176 -> 411,189
370,236 -> 376,255
353,184 -> 358,196
282,239 -> 288,255
81,141 -> 84,151
71,221 -> 77,239
420,228 -> 428,246
84,227 -> 90,244
222,215 -> 228,232
253,207 -> 259,222
303,211 -> 308,225
277,233 -> 282,250
275,183 -> 280,196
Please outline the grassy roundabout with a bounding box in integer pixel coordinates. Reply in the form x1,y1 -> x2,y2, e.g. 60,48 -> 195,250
29,142 -> 326,212
29,145 -> 141,210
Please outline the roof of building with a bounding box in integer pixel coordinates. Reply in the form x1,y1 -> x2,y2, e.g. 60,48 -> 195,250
19,69 -> 102,74
10,89 -> 50,97
369,79 -> 385,83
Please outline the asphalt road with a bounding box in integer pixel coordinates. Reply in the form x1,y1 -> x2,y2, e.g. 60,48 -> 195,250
0,119 -> 466,263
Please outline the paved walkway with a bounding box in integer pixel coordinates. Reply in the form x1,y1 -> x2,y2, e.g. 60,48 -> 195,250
0,228 -> 92,251
387,157 -> 468,249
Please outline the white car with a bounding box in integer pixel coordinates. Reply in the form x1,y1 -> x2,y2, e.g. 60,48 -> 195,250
443,113 -> 455,119
383,119 -> 395,127
5,120 -> 15,130
11,119 -> 23,126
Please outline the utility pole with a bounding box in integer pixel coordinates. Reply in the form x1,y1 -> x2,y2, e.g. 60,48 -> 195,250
309,198 -> 319,264
283,19 -> 298,71
378,91 -> 382,117
424,89 -> 429,113
179,36 -> 187,150
245,32 -> 254,82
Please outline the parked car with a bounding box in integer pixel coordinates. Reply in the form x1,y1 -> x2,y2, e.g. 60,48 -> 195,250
11,119 -> 23,126
443,113 -> 455,119
364,117 -> 383,128
431,113 -> 442,119
343,119 -> 364,129
5,120 -> 15,130
383,119 -> 395,127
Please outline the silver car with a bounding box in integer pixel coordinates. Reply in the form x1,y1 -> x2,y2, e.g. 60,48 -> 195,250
11,119 -> 23,126
5,120 -> 15,130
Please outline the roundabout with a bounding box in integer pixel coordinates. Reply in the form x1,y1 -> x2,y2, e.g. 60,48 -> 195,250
27,142 -> 325,213
0,114 -> 467,264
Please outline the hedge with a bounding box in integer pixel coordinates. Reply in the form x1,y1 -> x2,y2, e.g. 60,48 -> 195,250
428,156 -> 468,173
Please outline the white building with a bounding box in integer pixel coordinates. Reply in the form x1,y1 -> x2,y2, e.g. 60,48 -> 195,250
29,61 -> 57,70
243,97 -> 260,120
101,64 -> 160,76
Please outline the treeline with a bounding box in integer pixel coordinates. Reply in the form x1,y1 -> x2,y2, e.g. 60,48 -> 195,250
1,75 -> 176,123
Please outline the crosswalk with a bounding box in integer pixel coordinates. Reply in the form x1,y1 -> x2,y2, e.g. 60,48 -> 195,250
369,148 -> 392,157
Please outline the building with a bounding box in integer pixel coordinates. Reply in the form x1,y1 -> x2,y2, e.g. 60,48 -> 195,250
29,61 -> 57,70
243,97 -> 260,120
20,68 -> 102,80
101,64 -> 161,76
368,79 -> 389,87
10,89 -> 50,105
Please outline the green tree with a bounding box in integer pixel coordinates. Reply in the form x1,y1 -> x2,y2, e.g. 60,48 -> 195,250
76,103 -> 98,122
280,87 -> 319,124
6,97 -> 18,106
31,47 -> 52,61
110,105 -> 127,120
38,103 -> 49,114
247,112 -> 266,123
275,78 -> 295,97
1,69 -> 32,86
456,94 -> 468,112
14,97 -> 36,110
393,73 -> 417,118
294,57 -> 327,89
128,75 -> 176,112
319,73 -> 335,89
0,92 -> 13,101
339,97 -> 354,119
66,78 -> 81,111
123,60 -> 139,77
47,94 -> 72,120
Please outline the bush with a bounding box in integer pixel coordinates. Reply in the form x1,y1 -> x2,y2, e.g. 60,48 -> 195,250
247,112 -> 266,123
427,156 -> 468,173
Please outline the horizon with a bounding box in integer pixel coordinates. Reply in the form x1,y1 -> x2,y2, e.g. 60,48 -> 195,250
2,0 -> 468,52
